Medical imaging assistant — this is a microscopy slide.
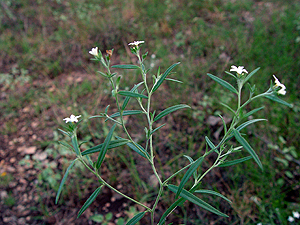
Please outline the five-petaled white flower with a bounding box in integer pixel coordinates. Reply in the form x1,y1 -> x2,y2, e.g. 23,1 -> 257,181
273,75 -> 286,95
89,47 -> 99,56
230,65 -> 248,75
288,216 -> 295,222
293,211 -> 300,219
128,41 -> 145,47
63,114 -> 81,123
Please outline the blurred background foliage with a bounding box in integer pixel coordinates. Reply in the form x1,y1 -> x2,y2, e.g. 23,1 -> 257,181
1,0 -> 300,224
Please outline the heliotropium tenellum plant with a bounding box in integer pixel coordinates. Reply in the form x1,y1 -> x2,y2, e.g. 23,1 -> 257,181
55,41 -> 292,225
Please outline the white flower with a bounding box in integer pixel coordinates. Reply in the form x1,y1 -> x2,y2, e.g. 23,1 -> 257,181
257,223 -> 262,225
89,47 -> 99,56
128,41 -> 145,47
288,216 -> 295,222
293,211 -> 300,218
273,75 -> 286,95
230,65 -> 248,75
63,114 -> 81,123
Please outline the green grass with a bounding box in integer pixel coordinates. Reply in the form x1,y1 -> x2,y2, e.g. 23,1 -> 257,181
1,0 -> 300,224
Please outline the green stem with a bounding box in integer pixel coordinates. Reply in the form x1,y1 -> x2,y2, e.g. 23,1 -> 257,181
136,50 -> 164,225
108,76 -> 151,162
196,151 -> 222,184
78,157 -> 151,211
162,163 -> 194,185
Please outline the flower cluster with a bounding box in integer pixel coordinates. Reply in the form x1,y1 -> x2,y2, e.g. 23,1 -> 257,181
288,211 -> 300,223
89,47 -> 98,57
128,40 -> 145,48
273,75 -> 286,95
63,114 -> 81,123
230,65 -> 248,75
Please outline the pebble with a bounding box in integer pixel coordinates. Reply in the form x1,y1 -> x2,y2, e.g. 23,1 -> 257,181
17,217 -> 26,225
10,157 -> 16,163
149,174 -> 159,187
0,190 -> 8,199
33,152 -> 47,161
6,166 -> 16,173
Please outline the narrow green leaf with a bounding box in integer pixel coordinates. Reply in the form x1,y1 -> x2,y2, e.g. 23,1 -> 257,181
168,185 -> 228,217
97,71 -> 110,78
158,198 -> 185,225
194,189 -> 232,203
219,114 -> 227,134
233,129 -> 263,170
126,211 -> 146,225
112,64 -> 140,69
224,118 -> 266,144
89,115 -> 106,119
243,106 -> 264,119
142,52 -> 148,60
105,105 -> 110,114
154,104 -> 190,122
244,67 -> 260,84
58,141 -> 73,151
149,124 -> 166,136
158,184 -> 203,224
264,94 -> 293,108
236,119 -> 267,131
71,133 -> 80,155
77,186 -> 103,218
85,155 -> 93,166
165,78 -> 183,83
118,91 -> 148,99
82,138 -> 129,155
219,102 -> 236,115
205,136 -> 217,153
224,71 -> 237,79
183,155 -> 197,180
100,56 -> 108,68
58,128 -> 70,137
125,140 -> 150,159
56,159 -> 77,204
207,73 -> 238,94
96,124 -> 116,169
122,82 -> 144,110
108,110 -> 145,119
183,155 -> 194,164
218,156 -> 253,167
176,157 -> 204,198
152,62 -> 180,92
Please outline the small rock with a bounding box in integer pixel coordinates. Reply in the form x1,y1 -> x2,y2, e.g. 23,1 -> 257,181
31,121 -> 39,128
0,190 -> 8,199
16,205 -> 25,212
18,217 -> 26,225
33,152 -> 47,161
6,166 -> 16,173
23,106 -> 30,113
24,146 -> 37,154
149,174 -> 159,187
207,115 -> 221,126
3,217 -> 12,223
111,192 -> 123,201
10,157 -> 16,163
19,178 -> 27,184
